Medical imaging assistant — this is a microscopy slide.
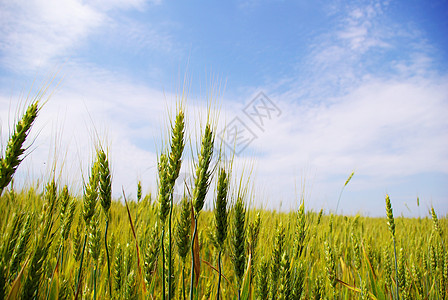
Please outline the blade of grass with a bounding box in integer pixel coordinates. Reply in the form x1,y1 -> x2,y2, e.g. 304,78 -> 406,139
200,258 -> 235,293
6,256 -> 29,300
337,279 -> 379,300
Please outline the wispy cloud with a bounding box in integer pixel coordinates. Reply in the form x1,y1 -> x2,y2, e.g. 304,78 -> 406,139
0,0 -> 167,72
337,3 -> 390,52
102,17 -> 175,56
0,0 -> 103,70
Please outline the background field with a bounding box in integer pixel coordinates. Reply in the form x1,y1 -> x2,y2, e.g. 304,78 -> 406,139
0,185 -> 447,299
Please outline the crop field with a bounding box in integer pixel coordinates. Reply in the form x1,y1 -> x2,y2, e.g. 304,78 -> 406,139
0,101 -> 447,299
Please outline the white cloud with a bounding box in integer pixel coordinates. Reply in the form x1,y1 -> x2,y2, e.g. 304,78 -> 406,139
0,0 -> 166,72
103,18 -> 175,55
0,0 -> 103,70
224,75 -> 448,213
89,0 -> 159,11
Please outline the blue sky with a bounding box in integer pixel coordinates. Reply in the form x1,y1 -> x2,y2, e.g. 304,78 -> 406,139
0,0 -> 447,216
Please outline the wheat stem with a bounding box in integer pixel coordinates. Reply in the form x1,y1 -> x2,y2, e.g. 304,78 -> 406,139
105,218 -> 112,296
217,250 -> 222,300
168,194 -> 173,300
182,263 -> 186,300
190,215 -> 198,300
162,228 -> 166,300
75,233 -> 87,300
335,171 -> 354,214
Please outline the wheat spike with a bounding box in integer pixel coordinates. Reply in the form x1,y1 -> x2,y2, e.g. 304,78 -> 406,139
0,101 -> 39,194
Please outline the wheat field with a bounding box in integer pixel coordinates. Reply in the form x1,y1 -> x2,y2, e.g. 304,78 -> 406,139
0,101 -> 446,299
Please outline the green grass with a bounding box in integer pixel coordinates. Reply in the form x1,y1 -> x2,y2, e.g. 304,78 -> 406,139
1,186 -> 448,299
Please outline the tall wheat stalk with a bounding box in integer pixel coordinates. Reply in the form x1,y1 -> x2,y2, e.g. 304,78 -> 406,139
97,147 -> 112,296
385,194 -> 399,300
190,122 -> 215,300
335,171 -> 354,214
157,153 -> 169,300
75,157 -> 99,299
167,109 -> 185,300
157,108 -> 185,299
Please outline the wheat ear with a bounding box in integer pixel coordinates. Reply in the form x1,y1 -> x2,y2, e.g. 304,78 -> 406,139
214,167 -> 229,300
0,101 -> 39,195
231,195 -> 246,299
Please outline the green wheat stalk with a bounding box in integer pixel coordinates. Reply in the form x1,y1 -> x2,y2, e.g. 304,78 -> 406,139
75,158 -> 99,299
190,122 -> 215,300
335,170 -> 354,214
97,147 -> 113,296
385,194 -> 400,300
167,109 -> 185,300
